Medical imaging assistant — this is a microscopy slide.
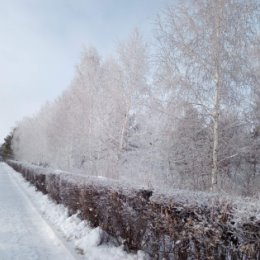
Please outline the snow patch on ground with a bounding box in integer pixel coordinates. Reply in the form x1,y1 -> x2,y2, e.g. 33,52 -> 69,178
8,164 -> 145,260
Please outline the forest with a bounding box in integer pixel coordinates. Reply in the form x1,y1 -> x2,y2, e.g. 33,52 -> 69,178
3,0 -> 259,197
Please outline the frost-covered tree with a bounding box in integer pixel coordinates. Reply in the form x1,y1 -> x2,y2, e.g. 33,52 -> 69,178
155,0 -> 260,191
116,29 -> 149,153
12,33 -> 151,181
114,29 -> 152,181
167,105 -> 212,190
0,129 -> 15,160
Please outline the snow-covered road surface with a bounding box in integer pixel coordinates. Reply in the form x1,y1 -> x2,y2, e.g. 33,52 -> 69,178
0,162 -> 76,260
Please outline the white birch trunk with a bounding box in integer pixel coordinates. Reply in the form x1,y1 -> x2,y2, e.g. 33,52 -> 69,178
211,0 -> 222,192
119,113 -> 128,153
211,78 -> 220,192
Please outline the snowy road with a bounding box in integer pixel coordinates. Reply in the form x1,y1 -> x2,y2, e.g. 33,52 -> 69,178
0,162 -> 76,260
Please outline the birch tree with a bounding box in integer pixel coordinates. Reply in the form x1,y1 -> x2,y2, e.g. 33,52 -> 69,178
117,29 -> 149,156
155,0 -> 259,191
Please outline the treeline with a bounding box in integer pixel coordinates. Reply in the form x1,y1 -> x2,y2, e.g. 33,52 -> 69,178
0,131 -> 14,161
7,0 -> 260,196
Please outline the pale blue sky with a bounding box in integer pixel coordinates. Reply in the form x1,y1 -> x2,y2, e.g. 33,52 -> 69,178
0,0 -> 174,143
